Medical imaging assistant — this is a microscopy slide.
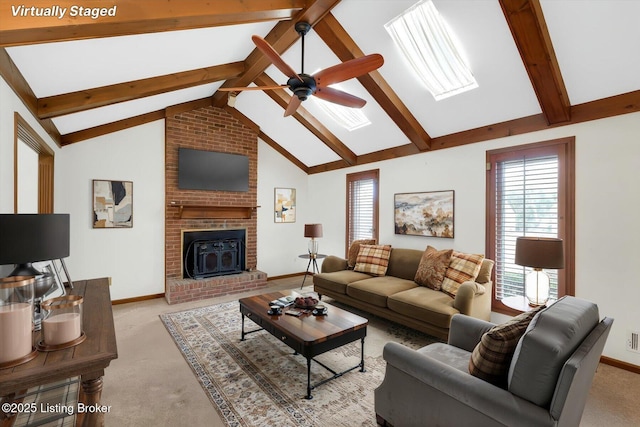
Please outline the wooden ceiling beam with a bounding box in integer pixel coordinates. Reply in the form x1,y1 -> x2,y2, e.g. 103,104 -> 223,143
314,13 -> 432,152
38,62 -> 245,119
499,0 -> 571,124
0,0 -> 305,46
254,72 -> 356,166
0,48 -> 61,145
211,0 -> 342,107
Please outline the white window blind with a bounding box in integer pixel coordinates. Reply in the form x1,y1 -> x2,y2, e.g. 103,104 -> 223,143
494,154 -> 559,299
346,170 -> 378,252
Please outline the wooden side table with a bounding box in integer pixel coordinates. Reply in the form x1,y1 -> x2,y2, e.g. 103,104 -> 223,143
0,278 -> 118,426
501,295 -> 555,313
298,253 -> 327,288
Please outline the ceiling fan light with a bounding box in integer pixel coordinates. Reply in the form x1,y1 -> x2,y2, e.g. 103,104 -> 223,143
385,0 -> 478,100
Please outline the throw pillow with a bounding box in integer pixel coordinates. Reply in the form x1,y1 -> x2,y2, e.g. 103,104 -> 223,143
441,251 -> 485,297
414,246 -> 453,290
347,239 -> 376,268
354,244 -> 392,276
469,306 -> 544,388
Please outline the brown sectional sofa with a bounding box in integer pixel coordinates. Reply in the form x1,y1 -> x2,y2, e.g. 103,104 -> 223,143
313,248 -> 494,340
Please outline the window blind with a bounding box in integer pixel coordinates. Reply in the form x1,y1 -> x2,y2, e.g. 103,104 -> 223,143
346,170 -> 378,252
494,154 -> 559,299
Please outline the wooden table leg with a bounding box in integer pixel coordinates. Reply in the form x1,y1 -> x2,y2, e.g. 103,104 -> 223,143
76,376 -> 104,427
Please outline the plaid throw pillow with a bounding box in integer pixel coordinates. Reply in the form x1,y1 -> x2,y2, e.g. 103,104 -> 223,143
347,239 -> 376,268
441,251 -> 485,297
414,246 -> 453,290
469,306 -> 544,387
354,244 -> 392,276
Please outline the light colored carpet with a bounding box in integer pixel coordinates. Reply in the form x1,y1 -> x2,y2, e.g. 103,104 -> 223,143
159,300 -> 439,426
102,278 -> 640,426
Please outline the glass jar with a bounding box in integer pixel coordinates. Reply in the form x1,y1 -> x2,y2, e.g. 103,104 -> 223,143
0,276 -> 35,366
41,295 -> 83,346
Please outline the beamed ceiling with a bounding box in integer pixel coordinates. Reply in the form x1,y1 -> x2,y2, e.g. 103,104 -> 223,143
1,0 -> 639,174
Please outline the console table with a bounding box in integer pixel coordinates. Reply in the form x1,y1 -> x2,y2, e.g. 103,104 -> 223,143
0,278 -> 117,427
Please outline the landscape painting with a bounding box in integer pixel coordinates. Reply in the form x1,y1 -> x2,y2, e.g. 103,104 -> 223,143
394,191 -> 454,238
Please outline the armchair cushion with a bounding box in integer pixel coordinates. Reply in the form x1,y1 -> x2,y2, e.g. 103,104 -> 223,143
469,306 -> 544,387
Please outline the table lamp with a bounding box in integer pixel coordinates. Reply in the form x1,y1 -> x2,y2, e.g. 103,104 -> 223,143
515,236 -> 564,306
304,224 -> 323,258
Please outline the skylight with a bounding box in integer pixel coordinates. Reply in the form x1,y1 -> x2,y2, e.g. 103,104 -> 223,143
313,97 -> 371,131
385,0 -> 478,100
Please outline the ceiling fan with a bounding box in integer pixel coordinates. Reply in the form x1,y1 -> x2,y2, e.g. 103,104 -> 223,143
219,22 -> 384,117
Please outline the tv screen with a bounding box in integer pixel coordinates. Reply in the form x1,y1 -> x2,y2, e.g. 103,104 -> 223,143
178,148 -> 249,192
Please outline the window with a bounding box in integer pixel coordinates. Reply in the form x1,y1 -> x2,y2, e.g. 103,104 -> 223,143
486,138 -> 575,313
346,169 -> 379,255
385,0 -> 478,100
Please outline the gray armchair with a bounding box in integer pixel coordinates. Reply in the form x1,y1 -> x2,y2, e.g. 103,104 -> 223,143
374,296 -> 613,427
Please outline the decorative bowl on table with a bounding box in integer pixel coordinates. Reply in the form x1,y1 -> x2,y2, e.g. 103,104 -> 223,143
294,296 -> 318,309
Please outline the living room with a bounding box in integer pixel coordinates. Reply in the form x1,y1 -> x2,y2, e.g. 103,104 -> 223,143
1,0 -> 639,425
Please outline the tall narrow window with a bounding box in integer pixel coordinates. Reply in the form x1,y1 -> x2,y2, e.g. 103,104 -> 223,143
346,170 -> 379,255
486,138 -> 575,313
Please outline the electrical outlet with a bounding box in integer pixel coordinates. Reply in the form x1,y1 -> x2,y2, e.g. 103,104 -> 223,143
626,330 -> 640,353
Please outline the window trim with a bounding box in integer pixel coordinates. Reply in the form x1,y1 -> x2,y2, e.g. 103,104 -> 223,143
345,169 -> 379,257
486,137 -> 575,315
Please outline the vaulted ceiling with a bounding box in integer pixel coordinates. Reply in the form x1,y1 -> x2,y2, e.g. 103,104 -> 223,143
1,0 -> 639,174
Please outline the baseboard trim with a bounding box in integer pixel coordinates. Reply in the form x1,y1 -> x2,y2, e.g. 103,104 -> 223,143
112,293 -> 165,305
267,272 -> 306,281
600,356 -> 640,374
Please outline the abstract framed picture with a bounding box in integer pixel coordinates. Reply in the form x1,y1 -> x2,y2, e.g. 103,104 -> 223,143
394,190 -> 454,238
274,188 -> 296,223
93,180 -> 133,228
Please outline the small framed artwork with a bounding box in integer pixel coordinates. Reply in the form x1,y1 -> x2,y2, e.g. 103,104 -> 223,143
394,190 -> 454,238
93,180 -> 133,228
274,188 -> 296,223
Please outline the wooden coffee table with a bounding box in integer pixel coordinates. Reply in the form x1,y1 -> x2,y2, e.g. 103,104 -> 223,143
239,291 -> 368,399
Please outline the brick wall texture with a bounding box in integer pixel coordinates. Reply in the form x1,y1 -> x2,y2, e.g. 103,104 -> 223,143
164,106 -> 266,303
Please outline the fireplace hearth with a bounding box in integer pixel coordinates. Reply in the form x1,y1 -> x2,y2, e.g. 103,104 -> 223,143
182,229 -> 246,279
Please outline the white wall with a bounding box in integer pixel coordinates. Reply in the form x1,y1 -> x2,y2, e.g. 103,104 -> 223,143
308,111 -> 640,365
54,122 -> 166,300
256,139 -> 312,277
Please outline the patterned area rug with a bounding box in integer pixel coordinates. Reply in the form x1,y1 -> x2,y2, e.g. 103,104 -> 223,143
160,299 -> 440,427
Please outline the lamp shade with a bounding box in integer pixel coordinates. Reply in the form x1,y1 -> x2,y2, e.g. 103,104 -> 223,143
304,224 -> 323,239
515,237 -> 564,269
0,214 -> 70,265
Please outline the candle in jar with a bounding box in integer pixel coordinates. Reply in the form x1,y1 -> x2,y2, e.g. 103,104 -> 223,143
42,312 -> 81,345
0,303 -> 32,363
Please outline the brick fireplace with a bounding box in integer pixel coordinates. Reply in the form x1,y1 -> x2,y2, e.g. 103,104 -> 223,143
165,105 -> 267,304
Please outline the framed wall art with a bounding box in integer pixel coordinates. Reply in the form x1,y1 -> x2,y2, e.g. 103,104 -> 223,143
93,180 -> 133,228
394,190 -> 454,238
274,187 -> 296,223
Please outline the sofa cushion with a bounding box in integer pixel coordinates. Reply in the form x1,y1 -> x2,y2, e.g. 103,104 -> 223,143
346,277 -> 417,307
354,244 -> 392,276
313,270 -> 373,295
385,248 -> 425,280
441,251 -> 485,297
475,259 -> 495,284
414,246 -> 453,290
469,306 -> 543,388
387,287 -> 459,329
347,239 -> 376,268
508,296 -> 600,408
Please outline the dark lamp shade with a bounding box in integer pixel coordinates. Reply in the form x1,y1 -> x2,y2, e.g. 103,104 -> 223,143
515,237 -> 564,269
0,214 -> 70,265
304,224 -> 323,239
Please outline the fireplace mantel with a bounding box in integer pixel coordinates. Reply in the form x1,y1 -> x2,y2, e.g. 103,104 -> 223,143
168,204 -> 259,219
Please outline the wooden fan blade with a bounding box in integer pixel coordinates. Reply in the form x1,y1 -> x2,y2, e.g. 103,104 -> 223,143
284,96 -> 302,117
314,54 -> 384,87
252,35 -> 304,83
218,85 -> 288,92
314,86 -> 367,108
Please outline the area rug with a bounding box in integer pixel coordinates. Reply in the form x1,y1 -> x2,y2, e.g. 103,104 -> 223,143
160,299 -> 440,427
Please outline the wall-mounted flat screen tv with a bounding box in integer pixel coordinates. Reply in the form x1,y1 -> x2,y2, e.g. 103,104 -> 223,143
178,148 -> 249,192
